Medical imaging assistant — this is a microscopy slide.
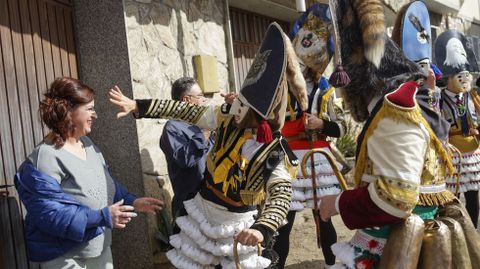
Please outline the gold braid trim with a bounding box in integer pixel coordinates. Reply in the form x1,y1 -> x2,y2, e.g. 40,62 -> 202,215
418,190 -> 456,206
355,98 -> 454,186
240,190 -> 266,206
254,180 -> 292,231
319,87 -> 335,117
144,99 -> 208,124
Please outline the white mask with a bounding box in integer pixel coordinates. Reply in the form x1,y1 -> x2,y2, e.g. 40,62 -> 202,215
417,59 -> 430,76
448,71 -> 472,93
229,97 -> 249,124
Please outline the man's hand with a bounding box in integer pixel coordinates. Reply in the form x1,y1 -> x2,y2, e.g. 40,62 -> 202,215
202,129 -> 212,140
221,93 -> 238,105
133,197 -> 164,214
109,86 -> 138,118
234,228 -> 263,246
305,114 -> 324,130
318,194 -> 339,221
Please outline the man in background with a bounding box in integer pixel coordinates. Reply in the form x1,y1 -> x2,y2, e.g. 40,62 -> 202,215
160,77 -> 212,217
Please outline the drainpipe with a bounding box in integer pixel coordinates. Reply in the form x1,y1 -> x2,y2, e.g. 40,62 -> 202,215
225,0 -> 239,92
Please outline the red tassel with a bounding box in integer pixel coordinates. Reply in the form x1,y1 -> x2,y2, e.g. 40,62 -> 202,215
256,120 -> 273,143
328,65 -> 351,87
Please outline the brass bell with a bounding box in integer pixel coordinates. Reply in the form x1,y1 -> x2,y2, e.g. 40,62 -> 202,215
418,220 -> 452,269
378,214 -> 424,269
439,217 -> 472,269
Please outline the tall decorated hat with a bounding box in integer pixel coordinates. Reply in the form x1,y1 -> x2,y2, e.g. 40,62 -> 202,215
238,22 -> 307,131
392,1 -> 432,64
324,0 -> 424,121
434,29 -> 479,76
290,3 -> 333,74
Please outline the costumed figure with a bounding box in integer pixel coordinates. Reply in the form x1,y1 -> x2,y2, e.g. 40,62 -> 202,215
272,4 -> 348,269
317,0 -> 480,268
391,0 -> 445,116
109,23 -> 308,269
436,29 -> 480,227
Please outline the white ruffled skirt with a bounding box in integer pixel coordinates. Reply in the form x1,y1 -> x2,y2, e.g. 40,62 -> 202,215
166,194 -> 271,269
290,148 -> 343,211
446,148 -> 480,193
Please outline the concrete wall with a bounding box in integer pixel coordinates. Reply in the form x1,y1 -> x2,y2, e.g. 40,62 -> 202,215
73,1 -> 154,268
446,0 -> 480,34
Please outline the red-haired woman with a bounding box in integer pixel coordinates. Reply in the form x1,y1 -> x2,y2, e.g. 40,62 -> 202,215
15,77 -> 163,269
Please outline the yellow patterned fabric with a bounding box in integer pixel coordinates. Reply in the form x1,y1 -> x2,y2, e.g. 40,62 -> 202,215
449,135 -> 479,153
205,116 -> 292,206
356,95 -> 456,215
205,116 -> 250,195
355,97 -> 454,186
212,130 -> 253,195
368,175 -> 419,217
418,145 -> 455,206
319,87 -> 336,117
241,138 -> 283,204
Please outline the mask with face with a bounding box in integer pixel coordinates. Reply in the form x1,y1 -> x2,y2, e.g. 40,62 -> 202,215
417,59 -> 431,76
229,97 -> 252,126
290,3 -> 333,74
448,71 -> 473,93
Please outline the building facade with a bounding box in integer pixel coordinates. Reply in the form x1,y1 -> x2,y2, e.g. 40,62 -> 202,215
0,0 -> 479,268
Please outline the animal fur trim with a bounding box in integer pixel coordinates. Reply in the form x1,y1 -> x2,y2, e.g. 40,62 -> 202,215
284,32 -> 308,111
352,0 -> 386,67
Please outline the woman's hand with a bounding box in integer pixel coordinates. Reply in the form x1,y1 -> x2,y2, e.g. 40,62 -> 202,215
109,86 -> 138,118
133,197 -> 164,214
305,114 -> 324,130
234,228 -> 264,246
109,199 -> 137,229
221,93 -> 238,105
318,194 -> 339,221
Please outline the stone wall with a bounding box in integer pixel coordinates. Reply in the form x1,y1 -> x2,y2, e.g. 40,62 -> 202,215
382,0 -> 410,12
123,0 -> 230,266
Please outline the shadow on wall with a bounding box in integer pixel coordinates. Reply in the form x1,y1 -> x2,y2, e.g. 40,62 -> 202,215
139,148 -> 174,265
